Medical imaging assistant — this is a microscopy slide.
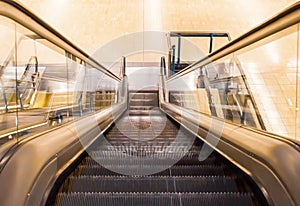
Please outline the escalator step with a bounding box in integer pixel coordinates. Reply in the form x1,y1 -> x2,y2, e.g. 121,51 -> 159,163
55,192 -> 254,206
73,165 -> 121,176
170,165 -> 225,176
91,146 -> 197,153
74,165 -> 225,177
176,156 -> 219,165
180,192 -> 254,206
51,96 -> 265,206
93,145 -> 201,151
79,158 -> 219,168
87,149 -> 210,158
74,165 -> 169,176
80,155 -> 219,166
64,176 -> 238,193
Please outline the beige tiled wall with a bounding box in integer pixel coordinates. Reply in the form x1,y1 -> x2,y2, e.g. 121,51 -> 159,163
18,0 -> 298,55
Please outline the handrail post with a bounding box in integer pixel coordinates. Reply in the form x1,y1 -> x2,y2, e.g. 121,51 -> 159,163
171,45 -> 176,75
160,56 -> 166,76
119,56 -> 128,108
120,56 -> 126,77
177,35 -> 181,66
209,33 -> 213,53
160,56 -> 168,103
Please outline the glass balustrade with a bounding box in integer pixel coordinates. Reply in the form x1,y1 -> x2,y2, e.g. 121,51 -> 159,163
0,9 -> 121,149
164,8 -> 300,143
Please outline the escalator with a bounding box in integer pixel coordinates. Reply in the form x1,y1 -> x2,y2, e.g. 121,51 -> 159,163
49,91 -> 268,206
1,2 -> 300,206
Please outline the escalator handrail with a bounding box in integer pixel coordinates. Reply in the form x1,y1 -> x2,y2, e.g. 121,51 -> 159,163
166,1 -> 300,82
0,0 -> 121,82
160,53 -> 300,205
0,100 -> 128,206
160,100 -> 300,206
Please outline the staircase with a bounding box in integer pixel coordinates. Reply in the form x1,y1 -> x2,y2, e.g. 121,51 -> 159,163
51,91 -> 268,206
128,91 -> 158,116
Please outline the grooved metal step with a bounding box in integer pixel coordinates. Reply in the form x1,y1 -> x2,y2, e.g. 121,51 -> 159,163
65,176 -> 238,193
55,192 -> 254,206
73,165 -> 225,176
89,147 -> 198,156
80,155 -> 219,166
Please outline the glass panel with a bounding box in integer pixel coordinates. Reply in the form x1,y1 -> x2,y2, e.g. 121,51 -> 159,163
83,66 -> 96,112
70,60 -> 87,117
168,70 -> 207,114
0,7 -> 122,152
167,53 -> 263,130
237,25 -> 298,140
93,68 -> 118,111
297,24 -> 300,142
67,57 -> 119,118
166,23 -> 300,143
15,27 -> 45,130
205,54 -> 264,129
70,63 -> 119,115
34,38 -> 68,127
168,34 -> 230,76
108,58 -> 122,80
0,16 -> 17,145
15,22 -> 69,130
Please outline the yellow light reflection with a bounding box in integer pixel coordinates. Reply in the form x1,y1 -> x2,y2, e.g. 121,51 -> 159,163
287,98 -> 293,107
266,44 -> 279,64
144,0 -> 162,30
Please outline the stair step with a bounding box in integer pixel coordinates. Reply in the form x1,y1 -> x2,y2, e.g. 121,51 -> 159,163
55,192 -> 254,206
129,92 -> 158,100
65,176 -> 238,193
129,100 -> 157,107
81,155 -> 219,166
73,165 -> 225,177
129,106 -> 156,110
91,146 -> 202,156
90,146 -> 198,153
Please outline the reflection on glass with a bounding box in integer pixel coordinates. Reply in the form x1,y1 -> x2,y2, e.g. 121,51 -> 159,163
0,15 -> 120,149
203,56 -> 264,129
0,16 -> 18,146
297,23 -> 300,141
167,56 -> 263,130
237,25 -> 299,141
167,23 -> 300,143
168,32 -> 230,76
